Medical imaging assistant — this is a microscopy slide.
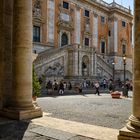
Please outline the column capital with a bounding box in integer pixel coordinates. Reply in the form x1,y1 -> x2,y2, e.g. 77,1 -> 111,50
75,4 -> 81,10
93,11 -> 98,17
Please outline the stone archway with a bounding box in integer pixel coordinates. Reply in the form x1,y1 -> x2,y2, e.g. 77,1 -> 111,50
82,55 -> 89,76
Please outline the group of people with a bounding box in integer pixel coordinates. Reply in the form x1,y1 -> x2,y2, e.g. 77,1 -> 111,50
44,78 -> 132,96
46,80 -> 72,95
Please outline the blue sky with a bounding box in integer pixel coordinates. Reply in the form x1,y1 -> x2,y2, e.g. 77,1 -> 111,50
104,0 -> 134,12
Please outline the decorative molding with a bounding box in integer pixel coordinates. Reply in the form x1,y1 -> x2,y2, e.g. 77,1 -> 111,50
93,11 -> 98,17
76,4 -> 81,10
108,16 -> 118,22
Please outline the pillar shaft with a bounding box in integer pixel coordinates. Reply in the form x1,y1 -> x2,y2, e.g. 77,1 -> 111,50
0,0 -> 4,109
133,0 -> 140,117
11,0 -> 33,109
126,0 -> 140,132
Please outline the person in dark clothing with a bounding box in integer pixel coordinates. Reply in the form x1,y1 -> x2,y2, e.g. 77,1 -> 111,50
124,82 -> 130,97
59,81 -> 64,95
46,80 -> 52,94
68,82 -> 72,90
108,80 -> 114,93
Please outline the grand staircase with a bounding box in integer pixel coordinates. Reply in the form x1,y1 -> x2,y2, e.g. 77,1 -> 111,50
96,55 -> 113,78
34,45 -> 114,82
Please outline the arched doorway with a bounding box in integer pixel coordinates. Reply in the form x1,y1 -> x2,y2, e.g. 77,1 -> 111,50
61,33 -> 68,47
82,55 -> 89,76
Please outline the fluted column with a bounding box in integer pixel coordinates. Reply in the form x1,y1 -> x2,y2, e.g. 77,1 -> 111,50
127,0 -> 140,132
10,0 -> 33,110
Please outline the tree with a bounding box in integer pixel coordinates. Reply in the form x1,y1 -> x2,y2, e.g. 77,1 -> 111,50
32,65 -> 41,98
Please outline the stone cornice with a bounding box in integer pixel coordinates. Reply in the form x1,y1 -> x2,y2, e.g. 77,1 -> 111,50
70,0 -> 133,20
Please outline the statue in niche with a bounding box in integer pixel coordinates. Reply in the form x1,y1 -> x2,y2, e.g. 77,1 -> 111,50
33,0 -> 41,17
82,62 -> 88,76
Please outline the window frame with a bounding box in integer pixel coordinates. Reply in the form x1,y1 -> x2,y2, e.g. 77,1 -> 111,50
84,10 -> 90,17
108,30 -> 111,37
63,1 -> 69,9
84,37 -> 89,46
122,44 -> 126,55
101,41 -> 106,54
101,16 -> 105,23
33,25 -> 40,43
122,20 -> 126,27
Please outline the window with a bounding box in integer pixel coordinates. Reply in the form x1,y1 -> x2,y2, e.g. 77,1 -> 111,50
61,33 -> 68,46
122,21 -> 126,27
101,41 -> 105,54
108,30 -> 111,36
85,10 -> 89,17
130,29 -> 132,42
101,16 -> 105,23
85,38 -> 89,46
33,26 -> 40,42
122,45 -> 126,54
63,1 -> 69,9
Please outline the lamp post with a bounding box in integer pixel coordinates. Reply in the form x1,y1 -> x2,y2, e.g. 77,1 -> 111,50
123,56 -> 126,85
122,55 -> 126,96
112,61 -> 115,83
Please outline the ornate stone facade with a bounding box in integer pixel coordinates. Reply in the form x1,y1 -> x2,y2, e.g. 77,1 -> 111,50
33,0 -> 133,81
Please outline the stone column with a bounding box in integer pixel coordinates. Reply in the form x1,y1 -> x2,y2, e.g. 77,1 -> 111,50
74,50 -> 78,76
0,0 -> 42,120
11,0 -> 33,110
118,0 -> 140,139
127,0 -> 140,132
0,0 -> 4,109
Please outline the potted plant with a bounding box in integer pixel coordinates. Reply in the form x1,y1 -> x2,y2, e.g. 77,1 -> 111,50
32,65 -> 41,101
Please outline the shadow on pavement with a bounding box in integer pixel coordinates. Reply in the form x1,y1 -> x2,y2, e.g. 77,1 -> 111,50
0,118 -> 30,140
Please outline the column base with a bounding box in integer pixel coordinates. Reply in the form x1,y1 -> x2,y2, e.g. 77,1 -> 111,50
118,127 -> 140,140
127,115 -> 140,133
0,105 -> 42,120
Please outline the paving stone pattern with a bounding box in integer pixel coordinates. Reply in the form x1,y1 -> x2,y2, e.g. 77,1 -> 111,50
38,94 -> 132,129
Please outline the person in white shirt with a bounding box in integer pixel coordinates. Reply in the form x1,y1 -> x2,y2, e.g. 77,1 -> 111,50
94,81 -> 100,96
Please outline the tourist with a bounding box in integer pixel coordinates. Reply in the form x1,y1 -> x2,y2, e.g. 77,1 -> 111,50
94,81 -> 100,95
68,81 -> 72,90
59,81 -> 64,95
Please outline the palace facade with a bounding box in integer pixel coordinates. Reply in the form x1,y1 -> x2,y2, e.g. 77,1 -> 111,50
33,0 -> 133,82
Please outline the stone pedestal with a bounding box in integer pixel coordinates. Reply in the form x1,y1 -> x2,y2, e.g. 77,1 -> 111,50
118,127 -> 140,140
0,107 -> 42,120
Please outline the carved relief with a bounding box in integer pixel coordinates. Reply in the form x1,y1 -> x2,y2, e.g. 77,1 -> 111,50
45,62 -> 64,76
33,0 -> 41,17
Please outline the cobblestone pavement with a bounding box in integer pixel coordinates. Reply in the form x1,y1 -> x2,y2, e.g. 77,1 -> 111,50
0,92 -> 132,140
37,93 -> 132,129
